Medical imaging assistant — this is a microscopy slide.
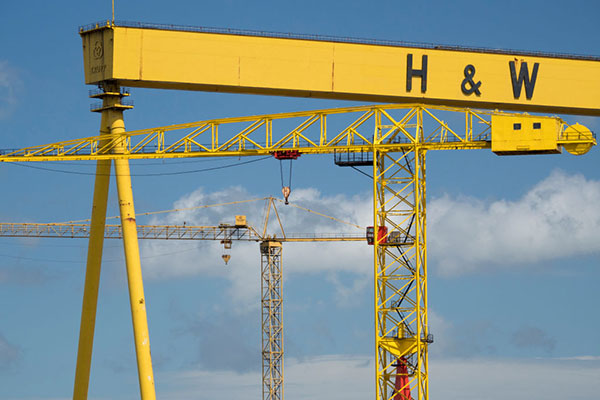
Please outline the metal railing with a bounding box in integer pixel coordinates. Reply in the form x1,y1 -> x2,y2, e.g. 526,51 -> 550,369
79,20 -> 600,61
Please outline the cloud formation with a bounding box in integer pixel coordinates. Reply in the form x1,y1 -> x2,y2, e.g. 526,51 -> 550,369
157,354 -> 600,400
139,170 -> 600,305
140,186 -> 372,306
511,325 -> 556,354
428,170 -> 600,275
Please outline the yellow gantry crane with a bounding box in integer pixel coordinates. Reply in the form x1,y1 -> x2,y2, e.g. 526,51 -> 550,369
0,197 -> 364,400
1,21 -> 598,400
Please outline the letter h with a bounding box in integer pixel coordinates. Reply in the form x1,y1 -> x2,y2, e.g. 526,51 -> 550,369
406,54 -> 428,93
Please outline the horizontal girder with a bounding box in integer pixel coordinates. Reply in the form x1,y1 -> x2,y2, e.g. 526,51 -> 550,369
81,23 -> 600,115
0,222 -> 364,242
0,104 -> 593,163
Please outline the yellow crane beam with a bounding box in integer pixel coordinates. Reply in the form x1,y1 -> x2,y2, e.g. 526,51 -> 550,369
0,217 -> 362,400
3,95 -> 596,400
80,22 -> 600,115
0,222 -> 363,242
69,23 -> 600,400
0,104 -> 594,163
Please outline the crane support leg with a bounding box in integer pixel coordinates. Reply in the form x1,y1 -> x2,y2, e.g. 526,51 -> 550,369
261,241 -> 284,400
373,108 -> 429,400
73,112 -> 112,400
109,84 -> 157,400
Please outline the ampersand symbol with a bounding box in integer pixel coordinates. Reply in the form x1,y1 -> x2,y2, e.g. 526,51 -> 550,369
461,64 -> 481,96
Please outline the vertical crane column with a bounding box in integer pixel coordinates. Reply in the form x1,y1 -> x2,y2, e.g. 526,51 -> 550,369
107,83 -> 157,400
373,109 -> 430,400
73,89 -> 114,400
260,240 -> 284,400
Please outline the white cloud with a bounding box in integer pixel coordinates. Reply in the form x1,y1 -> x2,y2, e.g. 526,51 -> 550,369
155,354 -> 600,400
430,357 -> 600,400
325,272 -> 370,307
429,170 -> 600,275
139,170 -> 600,304
140,186 -> 372,307
550,355 -> 600,361
157,355 -> 373,400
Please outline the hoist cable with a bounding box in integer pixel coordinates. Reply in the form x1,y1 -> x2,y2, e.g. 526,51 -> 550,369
62,197 -> 268,223
7,156 -> 271,177
350,165 -> 373,179
289,159 -> 293,190
272,198 -> 364,230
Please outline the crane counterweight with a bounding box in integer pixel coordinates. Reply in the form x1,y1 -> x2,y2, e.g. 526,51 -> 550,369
3,20 -> 597,400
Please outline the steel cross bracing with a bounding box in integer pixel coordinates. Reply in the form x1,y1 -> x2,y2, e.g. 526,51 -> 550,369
0,218 -> 360,400
261,241 -> 284,400
0,222 -> 364,242
2,98 -> 595,400
373,142 -> 429,400
0,105 -> 532,161
0,104 -> 593,163
0,223 -> 261,241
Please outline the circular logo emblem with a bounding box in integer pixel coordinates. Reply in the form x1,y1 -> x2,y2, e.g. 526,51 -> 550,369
93,41 -> 103,59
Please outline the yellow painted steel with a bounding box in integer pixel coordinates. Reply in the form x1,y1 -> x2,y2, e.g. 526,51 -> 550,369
73,108 -> 112,400
0,222 -> 364,242
370,107 -> 431,400
561,123 -> 597,155
0,105 -> 594,163
4,21 -> 591,400
0,103 -> 595,400
491,114 -> 561,155
1,219 -> 360,400
261,241 -> 284,400
80,23 -> 600,115
107,85 -> 157,400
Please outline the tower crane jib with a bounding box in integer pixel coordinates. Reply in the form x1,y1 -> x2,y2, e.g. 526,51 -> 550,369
4,20 -> 598,400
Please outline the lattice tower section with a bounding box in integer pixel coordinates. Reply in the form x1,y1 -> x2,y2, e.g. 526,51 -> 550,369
373,109 -> 429,400
261,241 -> 284,400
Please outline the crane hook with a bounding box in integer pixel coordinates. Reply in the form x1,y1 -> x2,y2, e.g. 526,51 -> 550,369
222,254 -> 231,265
282,186 -> 291,205
274,150 -> 300,205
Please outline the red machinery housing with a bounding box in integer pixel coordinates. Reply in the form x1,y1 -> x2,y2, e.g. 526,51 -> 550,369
366,226 -> 388,245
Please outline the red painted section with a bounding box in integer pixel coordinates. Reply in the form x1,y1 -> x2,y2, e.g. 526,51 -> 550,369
366,226 -> 388,245
394,357 -> 412,400
273,150 -> 301,160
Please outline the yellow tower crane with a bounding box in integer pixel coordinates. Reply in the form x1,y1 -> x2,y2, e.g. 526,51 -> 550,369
2,102 -> 595,400
0,21 -> 597,400
0,197 -> 364,400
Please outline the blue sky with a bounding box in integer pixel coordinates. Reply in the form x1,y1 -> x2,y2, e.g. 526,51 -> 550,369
0,1 -> 599,399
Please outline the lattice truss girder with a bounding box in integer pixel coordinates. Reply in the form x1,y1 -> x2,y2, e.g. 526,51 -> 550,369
0,105 -> 507,162
4,97 -> 593,400
261,241 -> 284,400
373,111 -> 428,400
0,223 -> 262,240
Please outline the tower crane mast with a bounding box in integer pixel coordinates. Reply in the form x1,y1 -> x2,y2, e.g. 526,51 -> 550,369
0,198 -> 365,400
1,103 -> 595,400
1,21 -> 598,400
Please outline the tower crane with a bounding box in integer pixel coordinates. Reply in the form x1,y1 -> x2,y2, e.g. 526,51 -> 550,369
0,196 -> 365,400
1,21 -> 598,400
3,102 -> 594,400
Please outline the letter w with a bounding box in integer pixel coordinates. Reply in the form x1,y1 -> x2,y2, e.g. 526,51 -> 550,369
509,61 -> 539,100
